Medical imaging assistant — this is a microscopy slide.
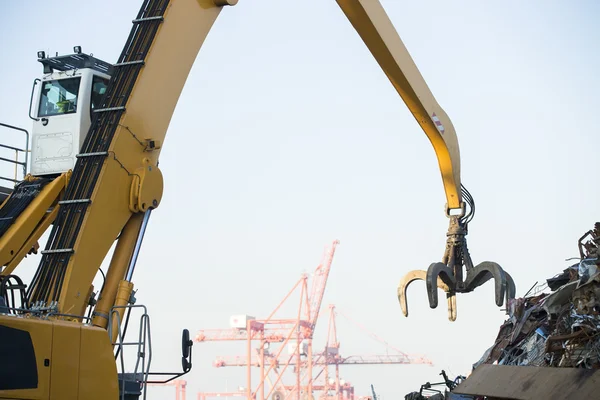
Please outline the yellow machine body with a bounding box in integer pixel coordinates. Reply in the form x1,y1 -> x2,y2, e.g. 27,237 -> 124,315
0,317 -> 118,399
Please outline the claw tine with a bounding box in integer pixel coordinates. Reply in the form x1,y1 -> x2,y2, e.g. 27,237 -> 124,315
398,270 -> 427,317
447,293 -> 457,322
398,268 -> 456,318
495,278 -> 506,307
426,262 -> 456,309
505,271 -> 516,301
464,262 -> 509,307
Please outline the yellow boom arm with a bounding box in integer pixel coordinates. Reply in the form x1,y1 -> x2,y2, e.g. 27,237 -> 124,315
337,0 -> 462,212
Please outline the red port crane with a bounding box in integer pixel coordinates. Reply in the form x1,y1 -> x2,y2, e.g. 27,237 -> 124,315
195,241 -> 340,400
213,305 -> 432,400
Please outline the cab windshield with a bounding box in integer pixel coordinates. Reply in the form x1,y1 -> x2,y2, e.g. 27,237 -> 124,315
38,77 -> 81,117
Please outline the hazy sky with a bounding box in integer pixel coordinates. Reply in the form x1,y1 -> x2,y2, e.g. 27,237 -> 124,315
1,1 -> 599,399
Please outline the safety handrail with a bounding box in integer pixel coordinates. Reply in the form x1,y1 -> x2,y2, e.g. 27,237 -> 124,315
0,122 -> 29,186
110,304 -> 152,400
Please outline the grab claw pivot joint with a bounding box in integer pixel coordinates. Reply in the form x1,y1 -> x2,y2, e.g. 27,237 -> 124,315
398,211 -> 516,321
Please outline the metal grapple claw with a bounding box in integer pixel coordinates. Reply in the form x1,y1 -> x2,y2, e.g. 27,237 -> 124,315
398,190 -> 517,321
398,269 -> 457,321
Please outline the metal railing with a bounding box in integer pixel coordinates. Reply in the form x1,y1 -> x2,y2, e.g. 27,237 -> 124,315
0,122 -> 29,186
110,304 -> 153,400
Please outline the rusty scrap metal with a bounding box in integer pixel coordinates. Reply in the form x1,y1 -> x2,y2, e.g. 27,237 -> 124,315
578,222 -> 600,261
470,222 -> 600,373
573,273 -> 600,316
472,284 -> 600,369
545,329 -> 587,353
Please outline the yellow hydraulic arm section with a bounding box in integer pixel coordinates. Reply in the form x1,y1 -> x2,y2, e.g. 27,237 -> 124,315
0,174 -> 68,275
337,0 -> 462,212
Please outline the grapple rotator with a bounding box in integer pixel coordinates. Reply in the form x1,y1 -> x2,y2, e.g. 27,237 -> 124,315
398,189 -> 516,321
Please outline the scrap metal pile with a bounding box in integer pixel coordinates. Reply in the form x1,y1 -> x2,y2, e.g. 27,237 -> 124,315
472,222 -> 600,370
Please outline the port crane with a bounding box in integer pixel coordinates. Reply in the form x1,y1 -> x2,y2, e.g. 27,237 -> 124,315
211,304 -> 431,400
196,240 -> 342,400
0,0 -> 515,398
195,239 -> 429,400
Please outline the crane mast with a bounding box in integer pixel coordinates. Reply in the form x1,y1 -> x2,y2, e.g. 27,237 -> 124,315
0,0 -> 516,398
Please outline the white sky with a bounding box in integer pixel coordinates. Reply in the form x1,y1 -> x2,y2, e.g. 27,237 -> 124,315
1,0 -> 599,398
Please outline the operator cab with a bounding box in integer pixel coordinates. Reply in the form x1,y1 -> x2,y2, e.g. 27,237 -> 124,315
31,48 -> 112,176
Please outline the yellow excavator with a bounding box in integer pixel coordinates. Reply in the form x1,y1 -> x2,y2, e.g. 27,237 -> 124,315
0,0 -> 516,399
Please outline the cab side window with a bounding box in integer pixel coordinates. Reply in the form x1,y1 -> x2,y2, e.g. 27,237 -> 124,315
38,78 -> 81,117
90,75 -> 109,118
